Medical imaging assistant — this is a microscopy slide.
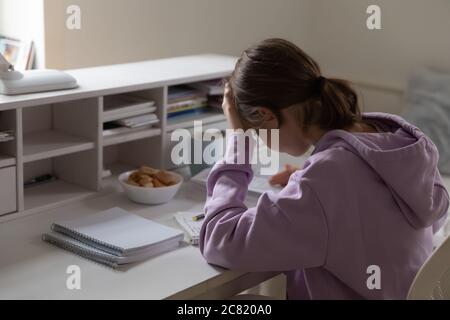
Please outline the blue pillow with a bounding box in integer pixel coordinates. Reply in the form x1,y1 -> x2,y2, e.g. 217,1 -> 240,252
404,68 -> 450,175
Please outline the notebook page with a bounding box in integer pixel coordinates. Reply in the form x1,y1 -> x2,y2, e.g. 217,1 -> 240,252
52,207 -> 183,255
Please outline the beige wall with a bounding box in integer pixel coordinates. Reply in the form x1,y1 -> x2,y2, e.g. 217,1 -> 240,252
43,0 -> 312,70
302,0 -> 450,113
3,0 -> 450,113
303,0 -> 450,88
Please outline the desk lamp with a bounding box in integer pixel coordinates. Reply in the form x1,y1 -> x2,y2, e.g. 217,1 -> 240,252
0,52 -> 78,95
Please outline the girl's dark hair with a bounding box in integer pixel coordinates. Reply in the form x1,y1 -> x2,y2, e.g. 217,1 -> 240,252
228,38 -> 361,131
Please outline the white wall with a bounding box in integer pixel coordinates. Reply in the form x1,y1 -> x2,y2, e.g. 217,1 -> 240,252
43,0 -> 312,70
0,0 -> 46,68
2,0 -> 449,114
301,0 -> 450,113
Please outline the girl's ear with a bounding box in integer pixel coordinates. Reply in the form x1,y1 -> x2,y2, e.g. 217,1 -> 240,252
257,107 -> 279,129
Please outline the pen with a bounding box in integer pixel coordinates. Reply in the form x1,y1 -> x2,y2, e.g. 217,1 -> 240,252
192,213 -> 205,221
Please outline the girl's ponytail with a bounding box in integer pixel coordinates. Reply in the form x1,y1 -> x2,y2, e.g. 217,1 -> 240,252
315,77 -> 361,130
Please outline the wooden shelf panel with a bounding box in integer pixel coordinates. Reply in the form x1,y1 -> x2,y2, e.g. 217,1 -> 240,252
23,130 -> 95,163
166,110 -> 225,132
103,127 -> 161,147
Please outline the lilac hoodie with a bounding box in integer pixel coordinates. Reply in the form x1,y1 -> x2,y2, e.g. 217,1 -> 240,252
199,112 -> 449,300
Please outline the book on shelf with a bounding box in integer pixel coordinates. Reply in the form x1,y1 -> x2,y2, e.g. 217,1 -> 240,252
103,113 -> 159,136
167,97 -> 208,115
168,85 -> 207,104
116,113 -> 159,128
103,94 -> 156,122
42,207 -> 184,268
188,79 -> 224,96
103,123 -> 158,137
0,130 -> 14,143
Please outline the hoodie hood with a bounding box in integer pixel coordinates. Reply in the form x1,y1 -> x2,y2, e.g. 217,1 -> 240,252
313,112 -> 449,229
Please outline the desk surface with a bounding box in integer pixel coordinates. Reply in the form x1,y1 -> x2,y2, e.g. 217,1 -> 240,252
0,181 -> 270,300
1,174 -> 449,299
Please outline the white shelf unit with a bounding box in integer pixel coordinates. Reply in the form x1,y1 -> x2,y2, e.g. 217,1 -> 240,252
0,109 -> 17,166
0,54 -> 236,221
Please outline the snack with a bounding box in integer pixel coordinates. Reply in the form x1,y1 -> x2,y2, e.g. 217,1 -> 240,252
126,166 -> 178,188
155,170 -> 178,186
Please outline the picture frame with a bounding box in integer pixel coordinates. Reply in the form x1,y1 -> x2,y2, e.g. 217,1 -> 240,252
0,36 -> 34,70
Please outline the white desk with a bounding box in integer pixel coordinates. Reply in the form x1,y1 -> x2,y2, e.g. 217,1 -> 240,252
0,181 -> 277,300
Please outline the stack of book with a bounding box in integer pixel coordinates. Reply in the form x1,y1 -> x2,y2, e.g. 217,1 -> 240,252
0,130 -> 14,143
188,79 -> 224,111
102,94 -> 159,137
167,86 -> 208,117
188,79 -> 224,96
42,207 -> 184,268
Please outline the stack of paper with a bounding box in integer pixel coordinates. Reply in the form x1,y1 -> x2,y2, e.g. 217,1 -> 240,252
174,211 -> 203,245
0,130 -> 14,143
188,79 -> 224,96
42,207 -> 184,268
116,113 -> 159,128
103,94 -> 157,122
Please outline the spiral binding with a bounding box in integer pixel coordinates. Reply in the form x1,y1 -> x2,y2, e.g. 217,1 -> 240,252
51,223 -> 123,256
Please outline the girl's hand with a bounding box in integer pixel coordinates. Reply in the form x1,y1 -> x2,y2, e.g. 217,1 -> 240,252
222,82 -> 244,130
269,164 -> 299,187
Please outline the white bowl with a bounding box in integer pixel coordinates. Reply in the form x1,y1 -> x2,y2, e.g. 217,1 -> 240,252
118,170 -> 183,205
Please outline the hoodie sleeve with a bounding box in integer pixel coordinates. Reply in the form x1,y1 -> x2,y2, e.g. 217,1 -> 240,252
199,133 -> 328,271
432,170 -> 449,234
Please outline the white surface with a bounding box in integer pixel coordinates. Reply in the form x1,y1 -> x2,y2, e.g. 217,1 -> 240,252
0,54 -> 237,111
118,171 -> 183,205
408,234 -> 450,299
0,166 -> 16,215
0,69 -> 78,95
23,130 -> 95,163
24,179 -> 94,212
0,155 -> 15,168
102,127 -> 161,147
0,182 -> 270,300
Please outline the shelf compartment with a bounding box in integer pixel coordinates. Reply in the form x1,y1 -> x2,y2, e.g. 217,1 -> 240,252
24,179 -> 94,212
23,130 -> 95,163
23,148 -> 100,212
103,127 -> 161,147
166,110 -> 225,132
0,109 -> 18,168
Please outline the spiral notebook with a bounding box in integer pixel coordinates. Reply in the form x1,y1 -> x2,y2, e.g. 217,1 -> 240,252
42,207 -> 184,267
174,211 -> 203,245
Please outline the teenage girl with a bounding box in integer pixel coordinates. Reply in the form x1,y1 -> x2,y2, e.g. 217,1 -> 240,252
199,38 -> 449,299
